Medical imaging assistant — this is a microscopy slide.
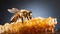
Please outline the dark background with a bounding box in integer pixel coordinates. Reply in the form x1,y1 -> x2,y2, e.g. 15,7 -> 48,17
0,0 -> 60,29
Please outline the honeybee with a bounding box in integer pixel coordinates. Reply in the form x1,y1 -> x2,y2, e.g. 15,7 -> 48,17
7,8 -> 32,23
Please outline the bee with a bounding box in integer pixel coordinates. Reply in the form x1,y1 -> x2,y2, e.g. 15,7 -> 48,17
7,8 -> 32,23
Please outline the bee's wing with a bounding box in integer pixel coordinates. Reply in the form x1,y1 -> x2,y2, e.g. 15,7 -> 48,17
7,8 -> 19,13
7,9 -> 15,13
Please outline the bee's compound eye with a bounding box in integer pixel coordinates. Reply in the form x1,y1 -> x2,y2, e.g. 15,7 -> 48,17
30,13 -> 32,15
29,11 -> 32,13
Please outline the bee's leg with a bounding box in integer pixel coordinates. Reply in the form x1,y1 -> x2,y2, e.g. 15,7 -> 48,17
10,19 -> 15,22
28,16 -> 32,20
10,17 -> 17,22
27,16 -> 29,20
10,18 -> 13,22
52,28 -> 54,33
10,20 -> 13,22
21,17 -> 23,23
29,16 -> 32,19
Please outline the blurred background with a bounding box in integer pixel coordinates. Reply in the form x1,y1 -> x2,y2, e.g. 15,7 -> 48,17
0,0 -> 60,29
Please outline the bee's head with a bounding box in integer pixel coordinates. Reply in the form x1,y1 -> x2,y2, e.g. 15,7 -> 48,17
29,11 -> 32,13
28,11 -> 32,14
28,11 -> 32,16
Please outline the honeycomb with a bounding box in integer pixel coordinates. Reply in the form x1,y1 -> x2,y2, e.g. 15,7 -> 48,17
0,17 -> 57,34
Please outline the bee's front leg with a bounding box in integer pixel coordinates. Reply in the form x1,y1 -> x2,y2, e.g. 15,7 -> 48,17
27,16 -> 29,20
27,16 -> 32,20
29,16 -> 32,19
